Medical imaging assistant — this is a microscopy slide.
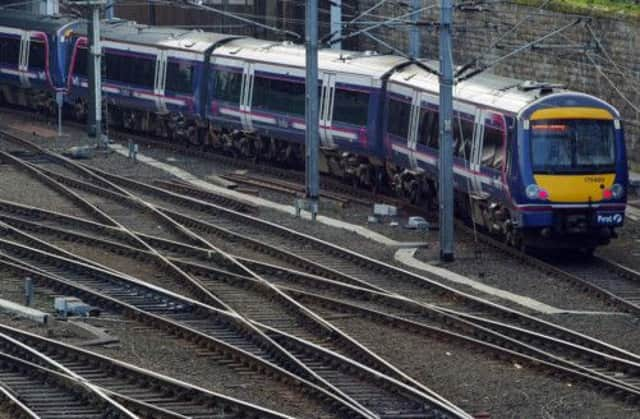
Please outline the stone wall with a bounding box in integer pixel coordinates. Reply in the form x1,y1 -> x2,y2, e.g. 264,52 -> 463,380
353,1 -> 640,166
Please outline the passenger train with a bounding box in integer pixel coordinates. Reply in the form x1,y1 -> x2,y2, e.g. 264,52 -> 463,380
0,11 -> 628,252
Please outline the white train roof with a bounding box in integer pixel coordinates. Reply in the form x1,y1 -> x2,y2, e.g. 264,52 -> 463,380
79,19 -> 241,54
213,37 -> 409,79
389,62 -> 567,115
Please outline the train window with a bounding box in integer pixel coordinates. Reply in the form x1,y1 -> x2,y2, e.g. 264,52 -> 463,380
453,115 -> 474,159
105,51 -> 155,89
387,98 -> 410,139
213,70 -> 242,103
130,57 -> 155,89
418,107 -> 439,148
332,88 -> 369,126
0,35 -> 20,65
28,40 -> 46,69
482,126 -> 505,169
74,48 -> 87,77
166,60 -> 194,94
252,75 -> 305,116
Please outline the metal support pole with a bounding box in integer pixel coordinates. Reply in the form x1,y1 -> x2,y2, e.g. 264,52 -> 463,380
330,0 -> 342,49
149,0 -> 156,25
438,0 -> 454,261
305,0 -> 319,220
410,0 -> 421,58
88,5 -> 103,148
105,0 -> 114,20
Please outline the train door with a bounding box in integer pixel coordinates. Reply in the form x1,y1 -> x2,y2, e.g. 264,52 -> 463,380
406,90 -> 422,171
469,109 -> 486,195
239,62 -> 255,131
153,50 -> 168,114
319,73 -> 336,149
18,32 -> 30,88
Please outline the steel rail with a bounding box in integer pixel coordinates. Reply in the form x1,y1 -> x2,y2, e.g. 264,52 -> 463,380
20,167 -> 376,289
0,380 -> 39,419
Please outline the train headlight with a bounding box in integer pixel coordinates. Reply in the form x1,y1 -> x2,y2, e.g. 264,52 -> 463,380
610,183 -> 624,199
526,184 -> 549,200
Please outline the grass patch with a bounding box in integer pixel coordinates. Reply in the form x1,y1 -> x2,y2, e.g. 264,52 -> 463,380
513,0 -> 640,19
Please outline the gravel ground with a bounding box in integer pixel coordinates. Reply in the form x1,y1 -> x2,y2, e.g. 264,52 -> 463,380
0,165 -> 90,220
0,273 -> 337,418
3,110 -> 640,417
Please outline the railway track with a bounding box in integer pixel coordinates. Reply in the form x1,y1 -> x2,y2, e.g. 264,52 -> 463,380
3,128 -> 640,410
105,126 -> 640,317
0,242 -> 463,418
116,132 -> 640,322
2,203 -> 640,404
455,222 -> 640,316
0,332 -> 137,419
2,131 -> 638,363
0,323 -> 292,418
108,129 -> 394,207
0,130 -> 471,418
108,128 -> 640,320
548,254 -> 640,309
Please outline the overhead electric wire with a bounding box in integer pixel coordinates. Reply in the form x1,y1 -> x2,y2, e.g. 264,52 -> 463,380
361,31 -> 440,75
455,0 -> 551,77
585,52 -> 640,114
456,18 -> 583,82
324,3 -> 439,46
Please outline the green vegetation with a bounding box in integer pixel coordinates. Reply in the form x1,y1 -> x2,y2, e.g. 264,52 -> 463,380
514,0 -> 640,19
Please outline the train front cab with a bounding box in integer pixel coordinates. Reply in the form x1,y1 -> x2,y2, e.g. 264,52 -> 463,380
511,94 -> 628,250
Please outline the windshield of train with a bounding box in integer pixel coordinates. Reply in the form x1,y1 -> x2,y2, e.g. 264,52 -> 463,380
530,119 -> 616,174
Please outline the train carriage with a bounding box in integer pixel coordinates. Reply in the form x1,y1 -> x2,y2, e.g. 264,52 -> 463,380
0,11 -> 80,110
66,20 -> 239,139
207,39 -> 406,180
